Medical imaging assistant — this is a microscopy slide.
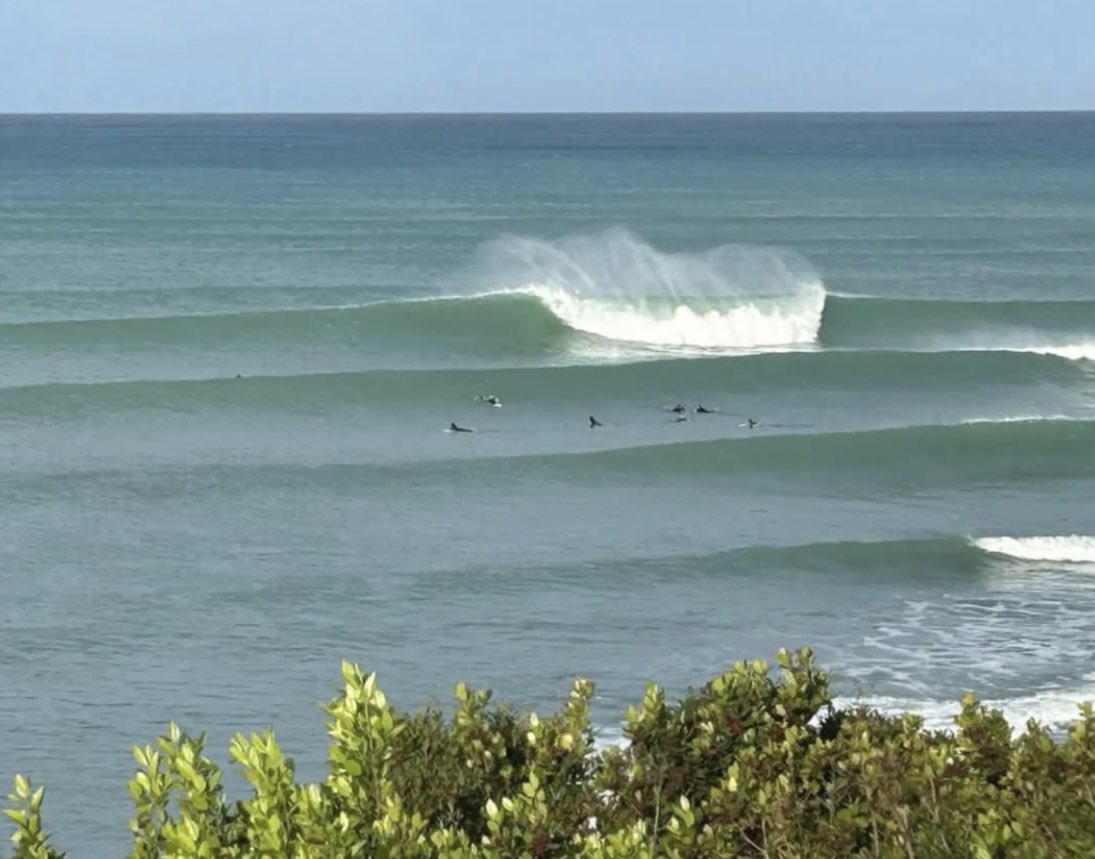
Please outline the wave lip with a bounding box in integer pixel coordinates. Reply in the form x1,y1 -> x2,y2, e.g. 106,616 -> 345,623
973,536 -> 1095,564
471,228 -> 826,352
1013,343 -> 1095,362
961,414 -> 1070,425
527,284 -> 824,350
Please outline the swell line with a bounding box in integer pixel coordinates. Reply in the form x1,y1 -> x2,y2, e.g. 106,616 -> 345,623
0,349 -> 1083,417
8,420 -> 1095,494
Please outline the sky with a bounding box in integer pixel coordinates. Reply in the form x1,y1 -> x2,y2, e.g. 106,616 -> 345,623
1,0 -> 1093,112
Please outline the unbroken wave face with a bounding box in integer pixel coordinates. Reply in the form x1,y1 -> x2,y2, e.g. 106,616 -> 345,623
470,228 -> 826,351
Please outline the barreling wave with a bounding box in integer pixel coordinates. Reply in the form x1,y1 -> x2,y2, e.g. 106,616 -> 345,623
6,289 -> 1094,369
520,284 -> 823,351
470,229 -> 826,350
0,291 -> 822,369
5,231 -> 1095,365
0,231 -> 825,359
973,536 -> 1095,564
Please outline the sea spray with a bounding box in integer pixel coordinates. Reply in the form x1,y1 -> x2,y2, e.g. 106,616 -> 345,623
524,285 -> 822,349
468,228 -> 826,349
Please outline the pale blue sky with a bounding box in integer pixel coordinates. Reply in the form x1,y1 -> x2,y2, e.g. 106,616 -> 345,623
2,0 -> 1093,112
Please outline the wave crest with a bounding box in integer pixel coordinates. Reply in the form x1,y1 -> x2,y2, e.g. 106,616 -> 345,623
1015,344 -> 1095,362
973,536 -> 1095,563
472,228 -> 826,350
527,284 -> 824,349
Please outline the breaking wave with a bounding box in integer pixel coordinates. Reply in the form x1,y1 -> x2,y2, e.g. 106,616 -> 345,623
973,536 -> 1095,564
470,228 -> 826,350
853,678 -> 1095,733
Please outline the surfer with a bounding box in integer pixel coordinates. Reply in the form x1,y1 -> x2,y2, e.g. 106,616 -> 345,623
449,422 -> 474,433
476,395 -> 502,407
670,403 -> 686,414
589,415 -> 603,428
747,418 -> 757,429
695,404 -> 715,414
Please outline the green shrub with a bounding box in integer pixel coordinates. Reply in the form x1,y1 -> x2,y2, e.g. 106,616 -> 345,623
7,647 -> 1095,858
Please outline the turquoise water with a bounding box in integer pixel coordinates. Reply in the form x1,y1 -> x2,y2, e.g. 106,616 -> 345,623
2,113 -> 1095,855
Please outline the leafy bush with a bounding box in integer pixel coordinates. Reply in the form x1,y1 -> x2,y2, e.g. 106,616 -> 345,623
7,647 -> 1095,857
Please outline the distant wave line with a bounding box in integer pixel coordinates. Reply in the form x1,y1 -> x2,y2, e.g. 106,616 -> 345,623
6,420 -> 1094,495
1,285 -> 1094,362
0,348 -> 1084,404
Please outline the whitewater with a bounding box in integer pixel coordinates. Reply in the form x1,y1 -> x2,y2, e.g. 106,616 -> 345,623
3,113 -> 1095,859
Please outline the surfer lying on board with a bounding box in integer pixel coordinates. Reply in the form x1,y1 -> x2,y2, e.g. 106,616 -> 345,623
670,403 -> 686,414
449,422 -> 474,433
695,404 -> 715,414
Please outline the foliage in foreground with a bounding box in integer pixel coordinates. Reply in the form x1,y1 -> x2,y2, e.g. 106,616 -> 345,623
7,647 -> 1095,858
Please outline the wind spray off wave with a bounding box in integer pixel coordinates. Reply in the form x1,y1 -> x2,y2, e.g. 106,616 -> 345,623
471,229 -> 826,350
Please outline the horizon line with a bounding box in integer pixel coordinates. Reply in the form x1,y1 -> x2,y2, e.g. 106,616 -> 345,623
2,108 -> 1094,118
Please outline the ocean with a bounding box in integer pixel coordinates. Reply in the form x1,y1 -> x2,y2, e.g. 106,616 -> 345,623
1,113 -> 1094,855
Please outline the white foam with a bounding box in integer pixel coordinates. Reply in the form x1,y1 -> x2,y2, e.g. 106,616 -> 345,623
592,723 -> 628,751
960,414 -> 1069,425
973,536 -> 1095,564
952,342 -> 1095,362
943,341 -> 1095,363
852,676 -> 1095,733
602,679 -> 1095,747
528,284 -> 824,350
1015,343 -> 1095,362
471,228 -> 826,351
